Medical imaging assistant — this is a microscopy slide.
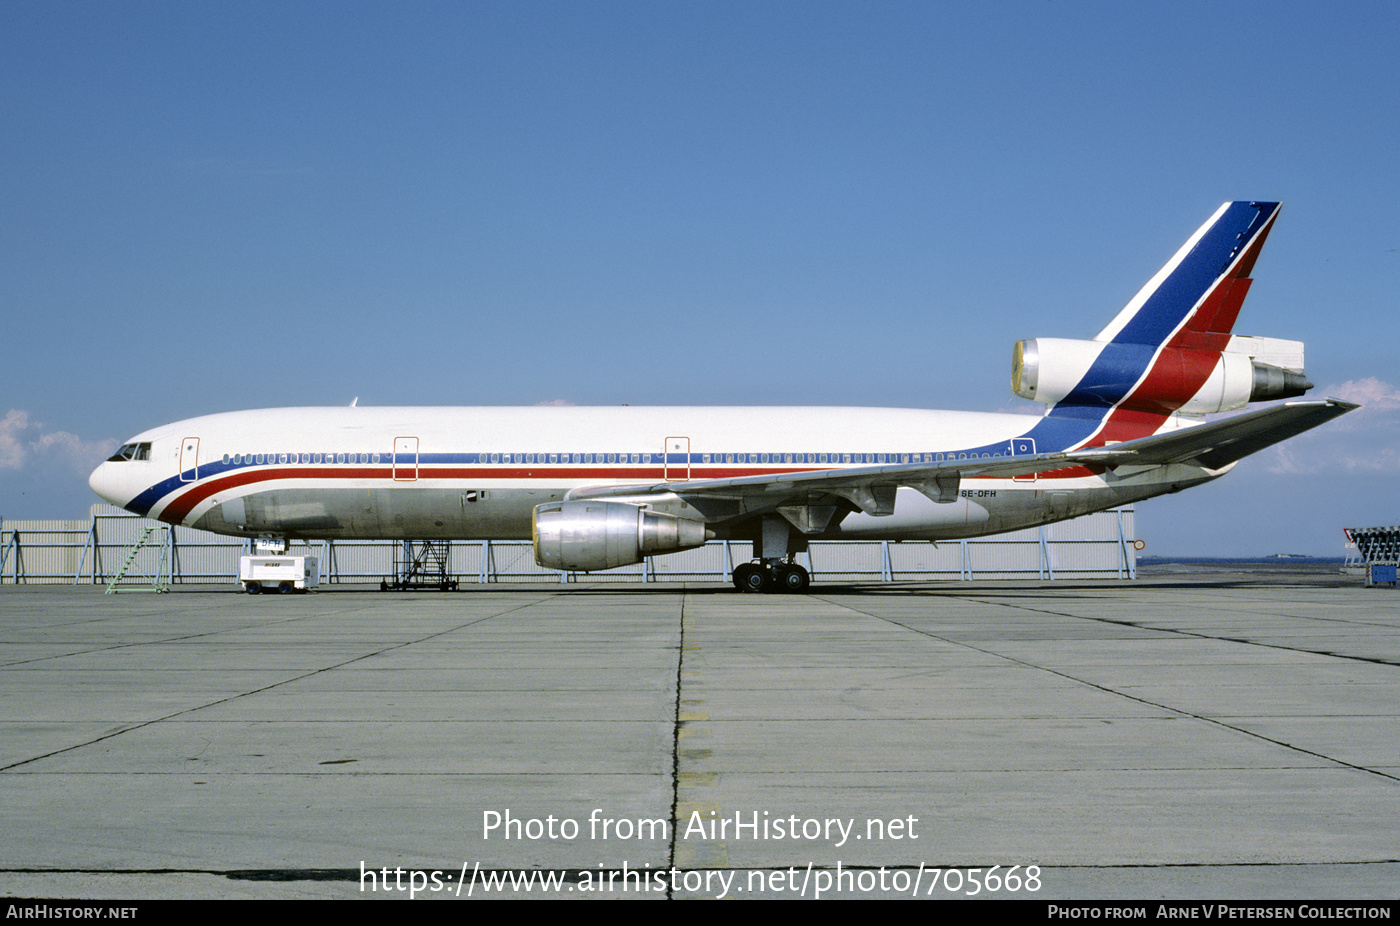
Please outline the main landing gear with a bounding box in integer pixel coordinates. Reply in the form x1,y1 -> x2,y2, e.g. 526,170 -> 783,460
732,560 -> 810,594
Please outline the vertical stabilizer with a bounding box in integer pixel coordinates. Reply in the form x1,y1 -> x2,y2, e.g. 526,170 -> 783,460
1013,202 -> 1288,448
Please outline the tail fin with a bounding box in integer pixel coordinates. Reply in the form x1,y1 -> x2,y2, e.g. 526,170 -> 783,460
1011,201 -> 1310,447
1092,201 -> 1279,352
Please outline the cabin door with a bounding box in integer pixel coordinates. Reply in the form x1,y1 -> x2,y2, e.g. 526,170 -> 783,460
179,437 -> 200,482
664,436 -> 690,481
1010,437 -> 1037,483
393,436 -> 419,481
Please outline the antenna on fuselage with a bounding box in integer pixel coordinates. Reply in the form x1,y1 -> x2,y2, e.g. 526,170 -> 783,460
349,397 -> 358,407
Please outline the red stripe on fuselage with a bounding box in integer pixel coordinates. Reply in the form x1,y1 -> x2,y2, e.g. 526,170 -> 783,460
154,466 -> 828,523
151,461 -> 1097,525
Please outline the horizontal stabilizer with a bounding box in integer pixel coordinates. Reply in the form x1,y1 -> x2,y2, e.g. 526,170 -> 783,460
1071,399 -> 1357,470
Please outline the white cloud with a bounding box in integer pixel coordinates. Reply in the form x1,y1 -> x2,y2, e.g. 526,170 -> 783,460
0,409 -> 112,476
1319,377 -> 1400,416
0,410 -> 32,470
1260,378 -> 1400,475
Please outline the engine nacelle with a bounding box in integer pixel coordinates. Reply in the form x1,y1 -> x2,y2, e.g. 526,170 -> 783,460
533,500 -> 709,571
1012,337 -> 1310,416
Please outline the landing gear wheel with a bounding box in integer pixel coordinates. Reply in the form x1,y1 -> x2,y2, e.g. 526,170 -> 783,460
733,563 -> 771,593
775,564 -> 810,593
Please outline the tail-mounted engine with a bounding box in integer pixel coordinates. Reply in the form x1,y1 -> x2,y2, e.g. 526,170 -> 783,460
533,500 -> 709,571
1012,336 -> 1312,416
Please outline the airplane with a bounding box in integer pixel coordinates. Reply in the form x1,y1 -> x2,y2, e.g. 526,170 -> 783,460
89,201 -> 1355,592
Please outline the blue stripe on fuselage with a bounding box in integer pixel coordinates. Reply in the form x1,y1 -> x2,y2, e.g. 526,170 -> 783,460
119,418 -> 1110,519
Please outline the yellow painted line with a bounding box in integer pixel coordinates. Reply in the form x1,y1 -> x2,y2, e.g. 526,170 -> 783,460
674,802 -> 729,869
678,771 -> 717,786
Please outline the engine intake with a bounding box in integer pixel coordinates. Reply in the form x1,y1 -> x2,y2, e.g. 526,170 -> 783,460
533,500 -> 709,571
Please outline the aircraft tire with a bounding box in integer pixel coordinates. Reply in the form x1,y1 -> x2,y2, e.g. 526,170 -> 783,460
734,563 -> 770,593
776,564 -> 810,593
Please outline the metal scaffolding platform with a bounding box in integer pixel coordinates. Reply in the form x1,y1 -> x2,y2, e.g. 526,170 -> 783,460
382,540 -> 459,591
1345,525 -> 1400,588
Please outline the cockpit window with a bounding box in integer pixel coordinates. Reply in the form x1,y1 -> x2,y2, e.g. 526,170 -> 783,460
106,442 -> 151,462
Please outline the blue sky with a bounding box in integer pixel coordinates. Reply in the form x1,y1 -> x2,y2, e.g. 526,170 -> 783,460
2,1 -> 1396,554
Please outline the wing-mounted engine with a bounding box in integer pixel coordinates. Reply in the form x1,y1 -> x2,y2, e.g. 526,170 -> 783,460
1012,336 -> 1312,416
533,500 -> 709,571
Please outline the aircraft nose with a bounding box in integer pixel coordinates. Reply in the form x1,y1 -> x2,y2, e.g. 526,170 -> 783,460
89,461 -> 122,506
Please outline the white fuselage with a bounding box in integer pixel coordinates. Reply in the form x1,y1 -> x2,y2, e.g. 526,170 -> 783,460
88,405 -> 1216,544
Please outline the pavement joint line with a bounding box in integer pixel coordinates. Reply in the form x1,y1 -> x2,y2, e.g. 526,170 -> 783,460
664,589 -> 689,900
945,593 -> 1400,668
815,594 -> 1400,786
0,614 -> 316,669
0,596 -> 551,773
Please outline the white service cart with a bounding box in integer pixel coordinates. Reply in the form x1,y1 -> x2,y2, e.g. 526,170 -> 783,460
240,555 -> 320,594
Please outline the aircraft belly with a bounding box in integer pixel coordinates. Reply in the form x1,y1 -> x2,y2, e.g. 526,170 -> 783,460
195,485 -> 555,540
186,465 -> 1221,544
817,467 -> 1220,542
377,487 -> 550,539
824,487 -> 994,540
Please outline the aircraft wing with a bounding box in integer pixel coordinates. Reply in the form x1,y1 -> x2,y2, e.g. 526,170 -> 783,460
565,399 -> 1357,516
